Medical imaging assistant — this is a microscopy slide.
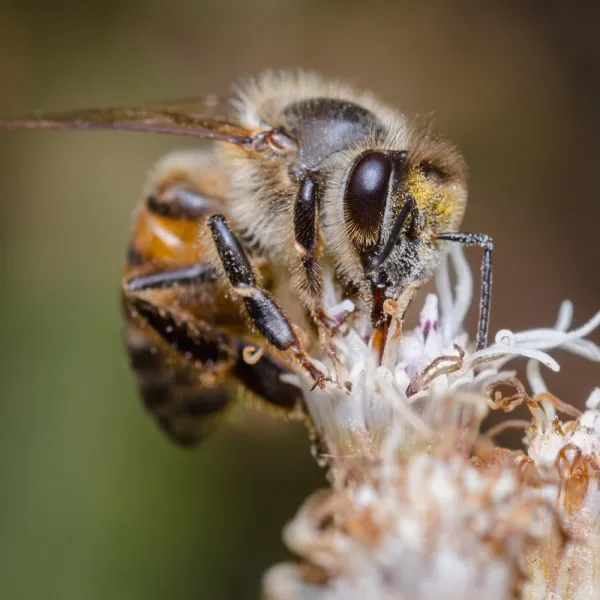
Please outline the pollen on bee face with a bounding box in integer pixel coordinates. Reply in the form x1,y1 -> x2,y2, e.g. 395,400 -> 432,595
403,165 -> 464,228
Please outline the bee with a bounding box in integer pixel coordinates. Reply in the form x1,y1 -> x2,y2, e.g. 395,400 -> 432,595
0,70 -> 492,446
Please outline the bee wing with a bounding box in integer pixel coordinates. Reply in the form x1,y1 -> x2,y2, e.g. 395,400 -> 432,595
0,97 -> 254,145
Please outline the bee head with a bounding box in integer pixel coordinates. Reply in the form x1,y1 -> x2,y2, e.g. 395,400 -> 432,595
340,144 -> 467,322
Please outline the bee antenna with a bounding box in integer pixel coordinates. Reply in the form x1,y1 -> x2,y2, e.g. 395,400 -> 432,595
371,195 -> 415,270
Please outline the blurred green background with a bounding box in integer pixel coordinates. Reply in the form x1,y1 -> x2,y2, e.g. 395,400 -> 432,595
0,1 -> 598,598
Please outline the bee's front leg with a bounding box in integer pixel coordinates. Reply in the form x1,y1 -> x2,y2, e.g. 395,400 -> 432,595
436,232 -> 493,350
293,174 -> 323,303
293,173 -> 348,335
208,214 -> 327,388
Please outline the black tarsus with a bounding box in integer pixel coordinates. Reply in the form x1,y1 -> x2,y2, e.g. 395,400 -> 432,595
242,291 -> 298,350
436,231 -> 493,351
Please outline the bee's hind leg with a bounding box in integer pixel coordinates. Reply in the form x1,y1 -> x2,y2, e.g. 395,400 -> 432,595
122,291 -> 236,447
123,266 -> 307,444
208,214 -> 327,389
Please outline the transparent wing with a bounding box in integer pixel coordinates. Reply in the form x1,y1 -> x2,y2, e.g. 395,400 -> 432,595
0,96 -> 254,145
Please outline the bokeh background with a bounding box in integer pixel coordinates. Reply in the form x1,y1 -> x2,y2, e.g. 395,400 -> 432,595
0,1 -> 598,598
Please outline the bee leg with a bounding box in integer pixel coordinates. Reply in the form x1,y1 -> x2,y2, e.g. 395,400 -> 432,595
125,295 -> 235,375
208,214 -> 327,388
146,187 -> 222,220
123,263 -> 233,384
126,262 -> 218,291
293,174 -> 344,333
122,293 -> 237,447
233,340 -> 305,415
293,175 -> 323,305
436,232 -> 493,350
125,264 -> 306,412
124,277 -> 306,443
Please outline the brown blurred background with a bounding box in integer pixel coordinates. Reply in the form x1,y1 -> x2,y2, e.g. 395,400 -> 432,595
0,1 -> 598,598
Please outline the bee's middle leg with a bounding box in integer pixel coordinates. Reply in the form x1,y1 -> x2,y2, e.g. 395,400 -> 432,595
126,262 -> 218,291
208,214 -> 327,388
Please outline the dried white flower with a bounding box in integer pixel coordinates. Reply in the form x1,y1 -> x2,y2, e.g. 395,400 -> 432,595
264,247 -> 600,600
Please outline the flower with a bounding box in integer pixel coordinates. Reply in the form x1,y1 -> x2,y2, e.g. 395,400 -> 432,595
264,247 -> 600,600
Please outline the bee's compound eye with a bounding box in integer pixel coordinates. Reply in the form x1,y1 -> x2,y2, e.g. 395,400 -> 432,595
344,151 -> 392,242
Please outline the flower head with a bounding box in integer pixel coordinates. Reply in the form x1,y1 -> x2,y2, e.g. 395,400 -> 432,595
265,248 -> 600,600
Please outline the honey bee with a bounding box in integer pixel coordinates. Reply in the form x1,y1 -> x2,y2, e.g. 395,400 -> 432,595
0,70 -> 492,446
